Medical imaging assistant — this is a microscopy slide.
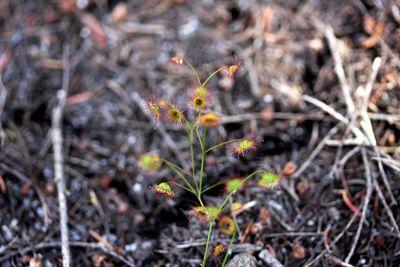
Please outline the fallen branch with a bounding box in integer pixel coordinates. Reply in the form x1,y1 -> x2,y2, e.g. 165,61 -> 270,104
325,25 -> 355,116
0,72 -> 6,145
0,241 -> 135,266
51,46 -> 71,267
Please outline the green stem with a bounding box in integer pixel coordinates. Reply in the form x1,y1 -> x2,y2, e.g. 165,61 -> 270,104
185,120 -> 199,193
202,67 -> 226,87
218,169 -> 265,212
182,57 -> 201,86
189,128 -> 195,177
202,221 -> 214,266
205,139 -> 238,154
195,128 -> 203,149
162,159 -> 191,176
221,225 -> 236,267
164,160 -> 196,194
201,180 -> 225,194
170,181 -> 192,192
198,126 -> 207,193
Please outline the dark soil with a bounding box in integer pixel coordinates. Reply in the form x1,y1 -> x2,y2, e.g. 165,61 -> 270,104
0,0 -> 399,266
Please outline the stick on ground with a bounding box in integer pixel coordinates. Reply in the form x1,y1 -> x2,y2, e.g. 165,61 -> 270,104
51,46 -> 71,267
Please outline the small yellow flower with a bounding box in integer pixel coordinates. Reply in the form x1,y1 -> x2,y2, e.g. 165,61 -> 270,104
211,241 -> 227,258
200,113 -> 220,127
167,106 -> 185,125
218,215 -> 235,236
151,182 -> 174,198
146,99 -> 161,122
192,95 -> 207,110
258,172 -> 280,189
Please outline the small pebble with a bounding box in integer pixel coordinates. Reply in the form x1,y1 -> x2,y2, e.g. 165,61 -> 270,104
227,253 -> 257,267
306,219 -> 315,227
125,242 -> 138,252
133,183 -> 142,192
111,3 -> 128,24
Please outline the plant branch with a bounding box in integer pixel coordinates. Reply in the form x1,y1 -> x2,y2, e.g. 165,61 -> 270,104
205,139 -> 238,154
201,221 -> 214,266
202,67 -> 226,87
181,57 -> 201,86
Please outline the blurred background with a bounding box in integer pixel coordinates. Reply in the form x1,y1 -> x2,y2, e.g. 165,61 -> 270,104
0,0 -> 400,266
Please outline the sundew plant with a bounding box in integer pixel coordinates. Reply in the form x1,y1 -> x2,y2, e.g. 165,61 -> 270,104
142,56 -> 280,266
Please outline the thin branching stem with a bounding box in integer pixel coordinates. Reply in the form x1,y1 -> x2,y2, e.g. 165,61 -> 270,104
162,159 -> 191,176
170,181 -> 192,192
205,139 -> 238,154
202,67 -> 226,87
202,221 -> 214,266
221,225 -> 237,267
201,180 -> 225,194
219,169 -> 264,212
198,126 -> 207,194
164,160 -> 196,194
184,120 -> 199,192
182,57 -> 201,86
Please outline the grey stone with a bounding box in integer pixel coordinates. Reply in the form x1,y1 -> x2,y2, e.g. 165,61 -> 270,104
226,253 -> 257,267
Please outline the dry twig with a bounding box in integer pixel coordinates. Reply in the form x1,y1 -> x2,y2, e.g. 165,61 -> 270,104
0,241 -> 135,266
0,73 -> 6,145
325,25 -> 355,116
345,148 -> 373,263
51,46 -> 71,267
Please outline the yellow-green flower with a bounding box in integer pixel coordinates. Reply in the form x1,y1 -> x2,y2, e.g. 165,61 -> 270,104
225,178 -> 244,193
231,138 -> 257,157
139,154 -> 162,171
151,182 -> 174,198
146,99 -> 161,123
258,172 -> 280,189
167,106 -> 185,125
211,241 -> 227,258
191,95 -> 207,110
